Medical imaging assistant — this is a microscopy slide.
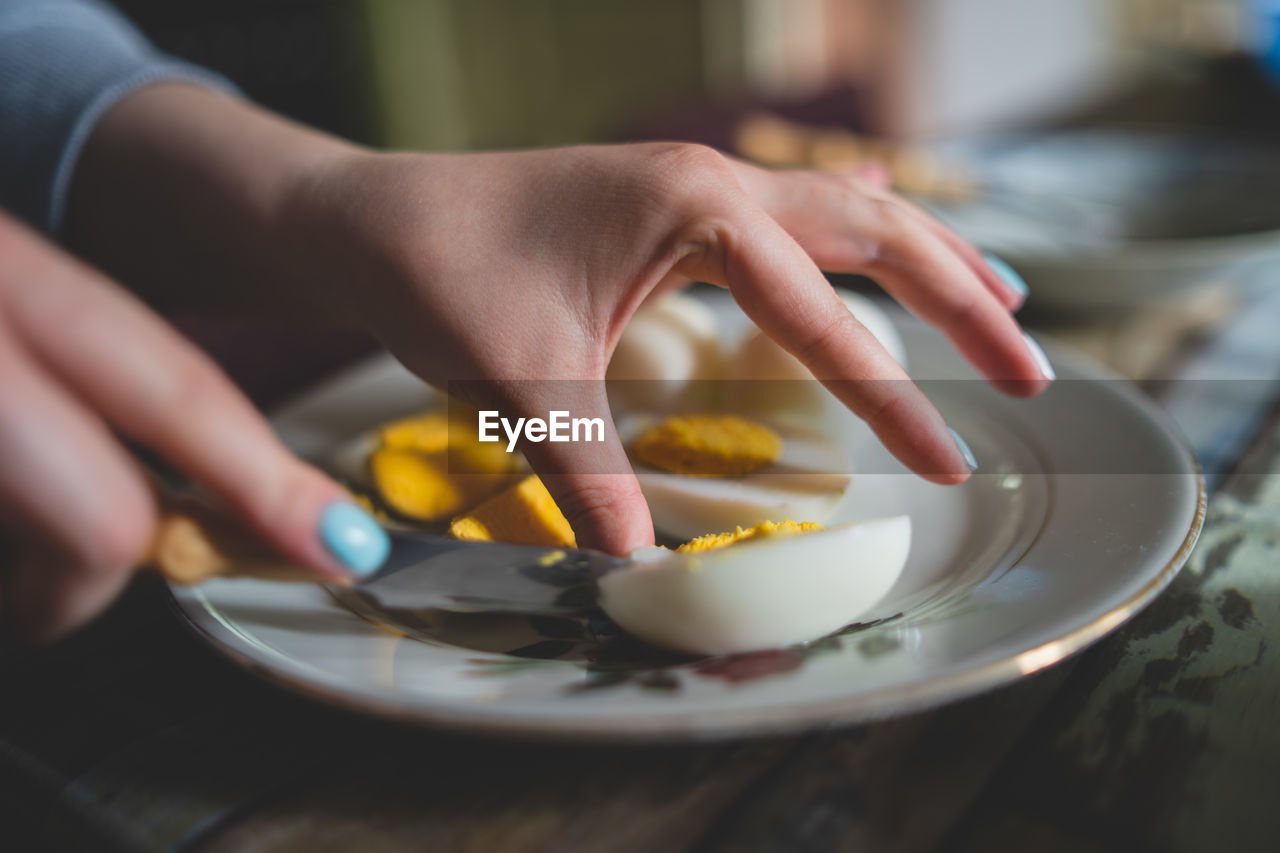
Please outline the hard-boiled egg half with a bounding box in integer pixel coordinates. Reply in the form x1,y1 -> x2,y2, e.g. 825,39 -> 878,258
606,289 -> 721,413
608,288 -> 906,541
599,516 -> 911,654
726,290 -> 908,432
616,411 -> 853,541
341,288 -> 915,657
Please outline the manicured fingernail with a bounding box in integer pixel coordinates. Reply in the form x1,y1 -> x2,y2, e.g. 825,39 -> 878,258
1022,331 -> 1056,381
949,427 -> 978,472
320,501 -> 389,576
984,252 -> 1029,299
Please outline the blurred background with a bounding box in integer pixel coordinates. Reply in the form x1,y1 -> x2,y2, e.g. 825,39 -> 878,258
109,0 -> 1280,149
107,0 -> 1280,393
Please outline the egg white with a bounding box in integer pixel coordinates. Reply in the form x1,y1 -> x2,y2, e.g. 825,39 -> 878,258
599,515 -> 911,655
731,290 -> 907,376
726,290 -> 907,434
607,290 -> 722,413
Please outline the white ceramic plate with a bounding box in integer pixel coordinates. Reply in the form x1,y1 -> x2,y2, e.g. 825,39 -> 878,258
170,312 -> 1204,740
923,129 -> 1280,314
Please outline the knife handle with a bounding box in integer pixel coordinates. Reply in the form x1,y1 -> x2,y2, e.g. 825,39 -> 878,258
144,489 -> 317,586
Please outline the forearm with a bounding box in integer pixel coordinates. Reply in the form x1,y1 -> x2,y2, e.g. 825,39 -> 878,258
64,83 -> 362,312
0,0 -> 234,233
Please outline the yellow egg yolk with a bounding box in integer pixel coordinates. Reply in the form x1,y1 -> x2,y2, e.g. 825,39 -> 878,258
377,408 -> 515,475
449,475 -> 577,548
677,520 -> 824,553
634,413 -> 783,476
371,410 -> 811,554
369,408 -> 520,523
370,448 -> 513,523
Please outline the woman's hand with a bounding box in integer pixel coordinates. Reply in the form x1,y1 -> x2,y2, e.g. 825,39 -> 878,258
0,212 -> 386,642
67,84 -> 1051,561
283,144 -> 1048,554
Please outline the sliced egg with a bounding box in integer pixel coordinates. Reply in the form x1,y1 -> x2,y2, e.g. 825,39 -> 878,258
599,515 -> 911,654
607,289 -> 721,413
732,289 -> 908,373
617,413 -> 852,541
727,290 -> 907,429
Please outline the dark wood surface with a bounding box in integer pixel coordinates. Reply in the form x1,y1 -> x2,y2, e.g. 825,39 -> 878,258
4,290 -> 1280,853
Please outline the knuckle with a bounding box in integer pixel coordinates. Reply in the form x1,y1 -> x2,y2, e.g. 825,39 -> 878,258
864,393 -> 910,439
162,356 -> 233,423
795,311 -> 859,370
643,142 -> 732,196
676,212 -> 734,252
91,338 -> 231,437
671,212 -> 737,285
864,198 -> 915,258
871,196 -> 914,234
824,171 -> 884,209
931,292 -> 982,331
553,483 -> 622,532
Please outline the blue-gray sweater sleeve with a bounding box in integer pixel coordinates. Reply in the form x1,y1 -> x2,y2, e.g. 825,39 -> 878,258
0,0 -> 235,236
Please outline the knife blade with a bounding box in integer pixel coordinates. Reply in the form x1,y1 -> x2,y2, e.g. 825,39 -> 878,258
146,490 -> 628,615
344,531 -> 627,615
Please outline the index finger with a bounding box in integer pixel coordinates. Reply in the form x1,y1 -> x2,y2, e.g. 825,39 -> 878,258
2,231 -> 387,579
726,164 -> 1048,395
674,204 -> 974,484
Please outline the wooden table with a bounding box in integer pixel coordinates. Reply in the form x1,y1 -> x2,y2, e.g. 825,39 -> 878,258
4,285 -> 1280,853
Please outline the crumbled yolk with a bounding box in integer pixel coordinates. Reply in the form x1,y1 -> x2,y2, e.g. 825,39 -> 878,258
677,520 -> 823,553
449,475 -> 577,548
634,413 -> 782,476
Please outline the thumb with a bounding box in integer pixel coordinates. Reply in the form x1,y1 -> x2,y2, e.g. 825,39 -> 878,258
474,379 -> 654,556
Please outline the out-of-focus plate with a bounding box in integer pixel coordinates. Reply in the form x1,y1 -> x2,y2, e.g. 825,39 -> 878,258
169,314 -> 1203,741
924,129 -> 1280,314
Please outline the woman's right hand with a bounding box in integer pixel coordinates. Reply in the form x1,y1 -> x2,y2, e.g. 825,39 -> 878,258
283,142 -> 1049,556
0,211 -> 386,643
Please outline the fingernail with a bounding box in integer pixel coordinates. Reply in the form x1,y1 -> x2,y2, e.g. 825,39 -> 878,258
948,427 -> 978,472
1022,331 -> 1056,381
320,501 -> 389,576
984,252 -> 1029,299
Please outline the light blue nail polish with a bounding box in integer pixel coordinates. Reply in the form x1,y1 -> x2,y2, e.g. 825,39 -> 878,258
983,252 -> 1029,299
320,502 -> 389,576
949,427 -> 979,472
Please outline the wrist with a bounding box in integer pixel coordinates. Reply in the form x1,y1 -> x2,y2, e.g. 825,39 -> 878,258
66,83 -> 360,311
273,148 -> 454,331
